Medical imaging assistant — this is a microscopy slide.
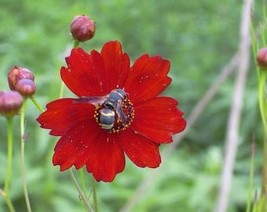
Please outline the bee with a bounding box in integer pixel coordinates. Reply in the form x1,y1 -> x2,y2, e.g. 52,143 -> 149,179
102,89 -> 127,124
77,89 -> 128,130
98,108 -> 115,129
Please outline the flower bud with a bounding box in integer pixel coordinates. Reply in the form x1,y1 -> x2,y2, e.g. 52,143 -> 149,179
257,48 -> 267,70
15,79 -> 36,97
7,66 -> 34,90
70,15 -> 95,42
0,91 -> 23,117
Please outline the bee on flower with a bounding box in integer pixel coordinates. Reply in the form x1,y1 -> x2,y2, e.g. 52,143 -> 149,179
37,41 -> 186,182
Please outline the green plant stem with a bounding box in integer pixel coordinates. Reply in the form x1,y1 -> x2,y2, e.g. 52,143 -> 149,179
246,143 -> 255,212
59,81 -> 65,99
4,117 -> 15,212
69,169 -> 93,212
79,168 -> 88,196
258,73 -> 267,134
264,140 -> 267,191
73,40 -> 80,48
258,72 -> 267,209
20,102 -> 32,212
30,96 -> 44,112
92,178 -> 98,212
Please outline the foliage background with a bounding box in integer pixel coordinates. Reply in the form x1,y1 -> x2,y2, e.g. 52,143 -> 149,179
0,0 -> 262,211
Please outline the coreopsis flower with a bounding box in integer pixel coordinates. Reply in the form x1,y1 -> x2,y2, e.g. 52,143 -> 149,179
37,41 -> 186,182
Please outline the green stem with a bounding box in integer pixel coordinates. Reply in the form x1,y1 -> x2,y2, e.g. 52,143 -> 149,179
4,117 -> 15,212
73,40 -> 80,48
69,169 -> 94,212
20,102 -> 32,212
259,72 -> 267,210
258,72 -> 267,134
246,143 -> 255,212
59,81 -> 65,99
79,168 -> 88,196
30,96 -> 44,112
92,178 -> 98,212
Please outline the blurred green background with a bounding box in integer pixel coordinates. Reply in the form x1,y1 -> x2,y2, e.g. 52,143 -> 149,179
0,0 -> 262,211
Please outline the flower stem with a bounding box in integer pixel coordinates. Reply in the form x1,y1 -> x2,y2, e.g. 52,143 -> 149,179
258,73 -> 267,134
258,71 -> 267,208
246,142 -> 255,212
4,117 -> 15,212
30,96 -> 44,112
92,178 -> 98,212
20,102 -> 32,212
59,81 -> 65,99
73,40 -> 80,48
79,168 -> 88,197
69,169 -> 94,212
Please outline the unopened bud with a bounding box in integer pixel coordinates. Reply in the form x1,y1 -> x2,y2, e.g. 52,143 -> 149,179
70,15 -> 95,42
15,79 -> 36,97
7,66 -> 34,90
0,91 -> 23,117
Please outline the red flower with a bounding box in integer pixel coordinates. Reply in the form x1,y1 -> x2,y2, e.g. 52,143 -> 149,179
37,41 -> 186,182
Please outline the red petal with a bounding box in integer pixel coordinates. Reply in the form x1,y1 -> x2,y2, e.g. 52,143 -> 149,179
100,41 -> 130,91
131,97 -> 186,143
124,54 -> 171,103
61,42 -> 130,96
52,122 -> 125,182
119,129 -> 161,168
37,98 -> 95,136
61,48 -> 106,96
85,133 -> 125,182
52,121 -> 99,171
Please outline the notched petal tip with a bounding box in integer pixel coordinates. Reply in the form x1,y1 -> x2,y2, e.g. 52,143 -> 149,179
124,54 -> 171,103
119,130 -> 161,168
132,97 -> 186,143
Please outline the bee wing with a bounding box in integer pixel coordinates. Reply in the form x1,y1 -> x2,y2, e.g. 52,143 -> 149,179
116,106 -> 128,124
74,96 -> 106,106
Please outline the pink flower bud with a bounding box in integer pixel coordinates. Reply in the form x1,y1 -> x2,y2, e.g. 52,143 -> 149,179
70,15 -> 95,42
7,66 -> 34,90
0,91 -> 23,117
257,48 -> 267,70
15,79 -> 36,97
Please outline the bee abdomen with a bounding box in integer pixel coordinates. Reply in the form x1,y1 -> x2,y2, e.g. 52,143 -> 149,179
99,108 -> 115,130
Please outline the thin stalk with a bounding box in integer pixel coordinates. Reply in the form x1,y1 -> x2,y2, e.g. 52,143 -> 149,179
69,169 -> 94,212
59,81 -> 65,99
30,96 -> 44,112
258,73 -> 267,134
246,142 -> 255,212
263,140 -> 267,195
20,102 -> 32,212
73,40 -> 80,48
4,117 -> 15,212
262,0 -> 267,45
79,168 -> 88,196
258,71 -> 267,208
91,178 -> 98,212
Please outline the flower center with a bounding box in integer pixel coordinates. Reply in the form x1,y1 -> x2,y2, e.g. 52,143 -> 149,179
94,89 -> 135,133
